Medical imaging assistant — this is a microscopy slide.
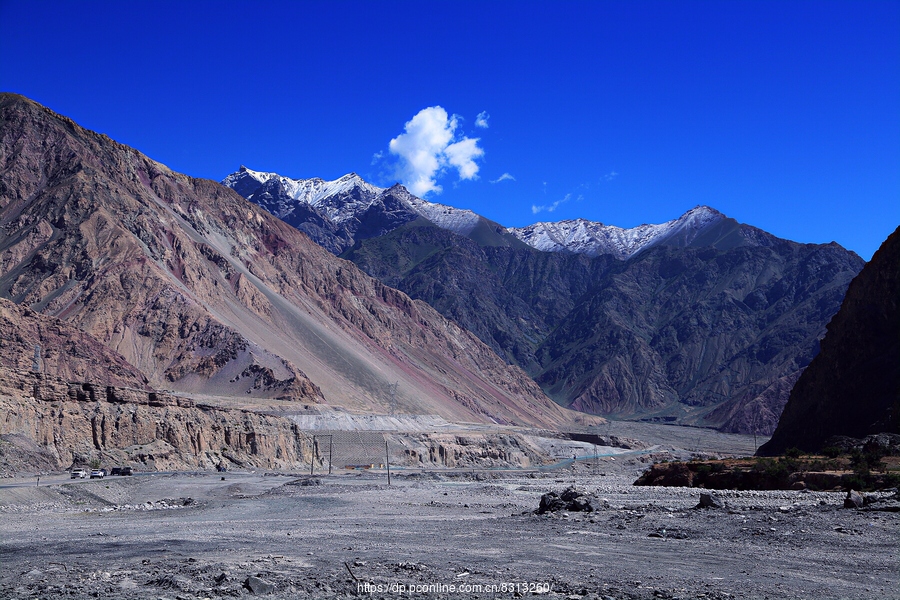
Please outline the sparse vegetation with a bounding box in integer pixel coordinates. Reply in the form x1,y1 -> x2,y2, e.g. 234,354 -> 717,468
637,451 -> 900,491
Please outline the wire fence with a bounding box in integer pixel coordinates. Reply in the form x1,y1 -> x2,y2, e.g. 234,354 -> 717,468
309,431 -> 389,474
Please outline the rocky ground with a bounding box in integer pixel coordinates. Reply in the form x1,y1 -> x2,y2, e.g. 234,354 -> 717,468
1,427 -> 897,600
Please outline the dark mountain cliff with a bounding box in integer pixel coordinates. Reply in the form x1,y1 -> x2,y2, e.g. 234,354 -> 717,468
759,226 -> 900,455
0,93 -> 575,428
537,241 -> 862,432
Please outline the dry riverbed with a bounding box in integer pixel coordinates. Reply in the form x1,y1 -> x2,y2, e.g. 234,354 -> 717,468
2,456 -> 897,600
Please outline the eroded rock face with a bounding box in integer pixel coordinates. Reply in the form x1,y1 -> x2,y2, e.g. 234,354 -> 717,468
396,433 -> 544,469
0,368 -> 312,472
760,226 -> 900,455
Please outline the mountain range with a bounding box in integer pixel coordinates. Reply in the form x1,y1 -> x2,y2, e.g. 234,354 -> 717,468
0,93 -> 576,429
224,168 -> 865,434
0,92 -> 869,440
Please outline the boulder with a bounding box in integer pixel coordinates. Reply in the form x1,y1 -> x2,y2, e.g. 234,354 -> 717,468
696,492 -> 725,509
244,575 -> 275,595
844,489 -> 864,509
538,492 -> 567,514
537,487 -> 600,514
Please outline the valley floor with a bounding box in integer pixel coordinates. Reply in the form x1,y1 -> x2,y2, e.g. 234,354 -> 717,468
1,430 -> 897,600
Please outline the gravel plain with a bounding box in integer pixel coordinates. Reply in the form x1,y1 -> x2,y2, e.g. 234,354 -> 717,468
1,426 -> 897,600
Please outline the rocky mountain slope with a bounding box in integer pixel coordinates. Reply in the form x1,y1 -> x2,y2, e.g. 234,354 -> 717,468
759,226 -> 900,454
0,297 -> 148,389
344,223 -> 862,433
0,93 -> 576,429
536,241 -> 862,433
228,171 -> 863,435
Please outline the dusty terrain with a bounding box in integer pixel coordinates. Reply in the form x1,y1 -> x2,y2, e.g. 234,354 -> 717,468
1,423 -> 897,600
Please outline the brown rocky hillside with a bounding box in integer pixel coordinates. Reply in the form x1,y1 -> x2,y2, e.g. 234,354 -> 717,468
0,93 -> 574,429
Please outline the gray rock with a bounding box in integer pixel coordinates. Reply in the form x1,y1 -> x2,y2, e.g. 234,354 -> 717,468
244,575 -> 275,595
537,487 -> 601,514
696,492 -> 725,509
538,492 -> 567,514
844,490 -> 864,509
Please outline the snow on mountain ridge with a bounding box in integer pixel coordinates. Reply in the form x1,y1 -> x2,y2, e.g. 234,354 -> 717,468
506,206 -> 725,259
405,195 -> 481,236
222,168 -> 482,234
223,168 -> 730,258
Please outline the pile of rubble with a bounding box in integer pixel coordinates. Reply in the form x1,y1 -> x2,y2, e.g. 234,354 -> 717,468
536,487 -> 603,514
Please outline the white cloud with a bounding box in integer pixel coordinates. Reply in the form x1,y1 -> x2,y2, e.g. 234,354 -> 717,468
490,173 -> 516,184
475,111 -> 490,128
601,171 -> 618,182
532,193 -> 572,215
388,106 -> 484,197
445,137 -> 483,180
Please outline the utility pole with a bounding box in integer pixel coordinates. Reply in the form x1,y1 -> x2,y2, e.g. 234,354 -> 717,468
328,435 -> 333,475
385,439 -> 391,486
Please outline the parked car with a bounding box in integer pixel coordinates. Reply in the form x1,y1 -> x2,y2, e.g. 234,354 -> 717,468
120,466 -> 134,476
89,469 -> 105,479
110,467 -> 122,476
70,469 -> 87,479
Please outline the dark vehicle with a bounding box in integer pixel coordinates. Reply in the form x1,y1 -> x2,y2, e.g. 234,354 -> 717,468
121,466 -> 134,476
110,467 -> 122,476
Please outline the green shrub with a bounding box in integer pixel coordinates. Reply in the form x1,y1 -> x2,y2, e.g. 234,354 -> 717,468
821,446 -> 842,458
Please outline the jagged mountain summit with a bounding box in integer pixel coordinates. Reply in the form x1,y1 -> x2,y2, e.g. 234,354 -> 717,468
229,168 -> 864,434
225,167 -> 788,263
506,205 -> 773,259
222,166 -> 524,255
0,93 -> 577,429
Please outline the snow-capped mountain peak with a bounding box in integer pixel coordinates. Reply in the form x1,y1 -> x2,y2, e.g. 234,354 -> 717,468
221,167 -> 490,249
506,206 -> 728,259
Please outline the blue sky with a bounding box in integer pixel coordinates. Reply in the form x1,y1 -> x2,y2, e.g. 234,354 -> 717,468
1,1 -> 898,259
